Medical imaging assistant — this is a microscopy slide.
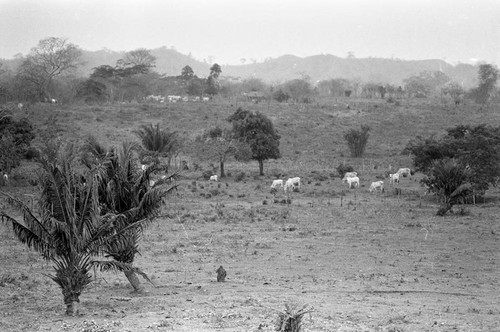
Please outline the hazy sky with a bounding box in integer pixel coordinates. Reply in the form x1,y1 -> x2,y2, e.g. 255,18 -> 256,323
1,0 -> 499,65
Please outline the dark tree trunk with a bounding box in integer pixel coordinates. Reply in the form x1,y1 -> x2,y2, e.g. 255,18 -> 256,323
124,269 -> 144,293
63,291 -> 80,316
258,160 -> 264,176
220,161 -> 225,178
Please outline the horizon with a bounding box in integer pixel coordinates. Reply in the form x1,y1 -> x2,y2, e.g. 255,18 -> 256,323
0,0 -> 499,67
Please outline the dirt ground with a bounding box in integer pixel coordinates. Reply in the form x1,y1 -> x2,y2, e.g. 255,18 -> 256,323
1,175 -> 499,332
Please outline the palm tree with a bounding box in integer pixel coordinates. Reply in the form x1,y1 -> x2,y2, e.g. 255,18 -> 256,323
81,137 -> 178,292
0,141 -> 142,315
134,123 -> 181,169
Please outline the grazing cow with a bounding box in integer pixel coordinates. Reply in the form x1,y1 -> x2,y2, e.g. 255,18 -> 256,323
389,173 -> 400,184
369,181 -> 384,193
202,97 -> 210,102
284,177 -> 301,193
346,176 -> 360,189
270,179 -> 284,189
2,173 -> 8,185
209,175 -> 218,182
397,168 -> 412,178
341,172 -> 358,182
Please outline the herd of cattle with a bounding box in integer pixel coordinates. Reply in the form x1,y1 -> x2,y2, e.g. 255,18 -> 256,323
145,95 -> 210,103
205,167 -> 414,195
265,167 -> 413,195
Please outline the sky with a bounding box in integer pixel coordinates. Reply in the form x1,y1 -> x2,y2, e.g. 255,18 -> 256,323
0,0 -> 499,66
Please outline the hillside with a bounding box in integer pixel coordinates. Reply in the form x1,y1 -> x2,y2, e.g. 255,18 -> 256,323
2,46 -> 479,87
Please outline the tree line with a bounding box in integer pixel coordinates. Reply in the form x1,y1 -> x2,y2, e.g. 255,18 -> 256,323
0,37 -> 498,105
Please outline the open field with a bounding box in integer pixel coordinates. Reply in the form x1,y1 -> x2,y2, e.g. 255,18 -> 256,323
1,98 -> 499,331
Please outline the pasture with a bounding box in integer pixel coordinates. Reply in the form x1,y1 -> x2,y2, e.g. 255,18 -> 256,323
1,98 -> 499,331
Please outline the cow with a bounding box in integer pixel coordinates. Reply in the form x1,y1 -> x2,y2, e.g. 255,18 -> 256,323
389,173 -> 400,184
397,168 -> 412,178
346,176 -> 360,189
341,172 -> 358,182
141,164 -> 148,171
270,179 -> 284,189
369,181 -> 384,193
284,177 -> 301,193
209,175 -> 218,182
2,173 -> 8,185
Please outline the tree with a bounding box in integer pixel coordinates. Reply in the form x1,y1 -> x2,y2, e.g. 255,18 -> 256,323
124,48 -> 156,69
403,71 -> 450,98
181,65 -> 195,80
192,126 -> 251,178
422,159 -> 473,216
344,125 -> 371,158
472,63 -> 498,105
81,137 -> 177,292
76,79 -> 108,103
210,63 -> 222,79
404,124 -> 500,201
442,82 -> 465,105
134,123 -> 181,168
17,37 -> 82,101
0,141 -> 146,315
228,108 -> 281,175
281,79 -> 313,103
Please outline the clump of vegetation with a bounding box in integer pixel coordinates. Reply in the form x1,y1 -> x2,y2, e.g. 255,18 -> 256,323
343,125 -> 370,158
336,164 -> 355,178
234,171 -> 246,182
404,124 -> 500,214
274,303 -> 313,332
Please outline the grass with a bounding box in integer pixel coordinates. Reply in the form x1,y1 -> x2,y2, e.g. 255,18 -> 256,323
1,97 -> 499,331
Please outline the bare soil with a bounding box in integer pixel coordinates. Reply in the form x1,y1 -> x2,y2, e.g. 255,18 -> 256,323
1,174 -> 499,332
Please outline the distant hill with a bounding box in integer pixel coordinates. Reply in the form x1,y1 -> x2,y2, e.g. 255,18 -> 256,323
223,54 -> 478,88
2,47 -> 479,88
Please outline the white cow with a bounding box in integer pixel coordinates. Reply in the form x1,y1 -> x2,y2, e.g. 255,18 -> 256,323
2,173 -> 8,185
209,175 -> 218,182
284,177 -> 301,193
346,176 -> 360,189
397,168 -> 412,178
141,164 -> 148,171
369,181 -> 384,193
389,173 -> 400,184
270,179 -> 284,189
342,172 -> 358,182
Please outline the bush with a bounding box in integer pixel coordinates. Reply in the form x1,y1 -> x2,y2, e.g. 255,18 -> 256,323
234,171 -> 246,182
344,125 -> 370,158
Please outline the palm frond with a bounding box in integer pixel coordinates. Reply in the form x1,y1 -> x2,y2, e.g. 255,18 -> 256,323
90,260 -> 154,285
0,213 -> 54,259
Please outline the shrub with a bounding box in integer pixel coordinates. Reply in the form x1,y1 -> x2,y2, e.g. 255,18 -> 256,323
274,303 -> 313,332
343,125 -> 370,157
234,171 -> 246,182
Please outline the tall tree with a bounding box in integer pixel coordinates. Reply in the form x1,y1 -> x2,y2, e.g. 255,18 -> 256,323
210,63 -> 222,79
181,65 -> 195,80
473,63 -> 498,105
124,48 -> 156,69
17,37 -> 82,101
228,108 -> 281,175
192,126 -> 251,178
